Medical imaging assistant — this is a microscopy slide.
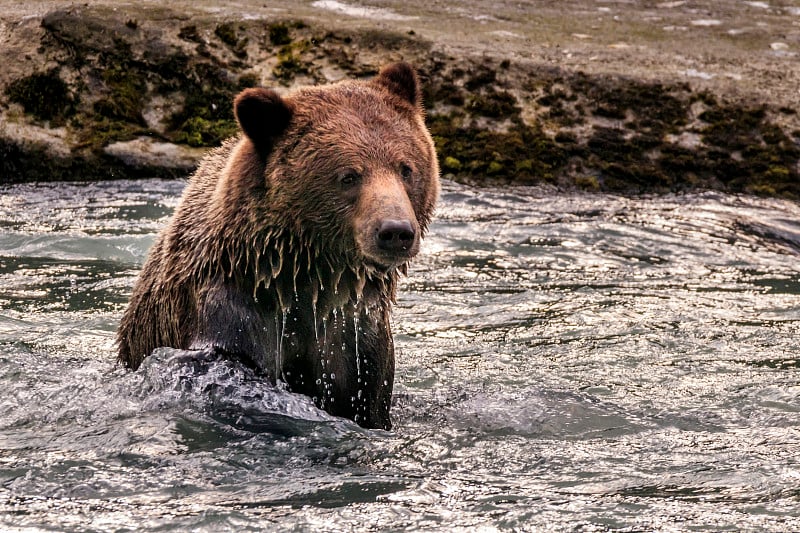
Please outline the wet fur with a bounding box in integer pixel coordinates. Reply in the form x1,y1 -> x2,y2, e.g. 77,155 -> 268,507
117,63 -> 439,429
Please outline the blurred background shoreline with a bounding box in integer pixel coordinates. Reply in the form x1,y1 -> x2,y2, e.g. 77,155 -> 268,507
1,0 -> 799,197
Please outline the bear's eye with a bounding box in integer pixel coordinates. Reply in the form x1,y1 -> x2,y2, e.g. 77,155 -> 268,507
400,163 -> 414,182
338,170 -> 361,187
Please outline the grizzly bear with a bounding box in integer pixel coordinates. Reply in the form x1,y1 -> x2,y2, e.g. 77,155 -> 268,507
117,63 -> 439,430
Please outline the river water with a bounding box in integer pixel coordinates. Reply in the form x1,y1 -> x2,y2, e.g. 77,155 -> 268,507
1,179 -> 799,531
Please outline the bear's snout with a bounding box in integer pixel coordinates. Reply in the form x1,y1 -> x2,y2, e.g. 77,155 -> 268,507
354,172 -> 421,268
365,214 -> 419,266
376,219 -> 416,252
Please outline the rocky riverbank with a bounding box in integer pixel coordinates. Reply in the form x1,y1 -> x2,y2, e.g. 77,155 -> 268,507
1,1 -> 799,197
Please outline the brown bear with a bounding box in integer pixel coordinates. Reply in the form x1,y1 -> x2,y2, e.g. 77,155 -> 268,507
117,63 -> 439,430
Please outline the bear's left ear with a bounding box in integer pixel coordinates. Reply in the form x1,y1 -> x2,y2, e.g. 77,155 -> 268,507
234,88 -> 293,151
372,62 -> 422,109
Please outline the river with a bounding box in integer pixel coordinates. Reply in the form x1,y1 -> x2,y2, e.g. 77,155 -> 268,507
1,179 -> 799,531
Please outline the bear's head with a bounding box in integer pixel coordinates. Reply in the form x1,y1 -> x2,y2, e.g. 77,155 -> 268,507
231,63 -> 439,275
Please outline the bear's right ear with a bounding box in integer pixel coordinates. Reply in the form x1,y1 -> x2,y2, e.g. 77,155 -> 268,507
234,88 -> 293,151
373,62 -> 422,109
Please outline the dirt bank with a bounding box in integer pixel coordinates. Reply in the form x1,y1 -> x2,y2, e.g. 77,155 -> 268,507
1,1 -> 798,197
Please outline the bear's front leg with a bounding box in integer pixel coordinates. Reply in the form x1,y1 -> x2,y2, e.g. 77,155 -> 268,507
345,309 -> 395,430
192,282 -> 279,378
195,282 -> 395,429
282,305 -> 395,430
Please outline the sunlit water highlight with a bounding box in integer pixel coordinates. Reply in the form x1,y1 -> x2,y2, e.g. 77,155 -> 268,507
1,179 -> 799,531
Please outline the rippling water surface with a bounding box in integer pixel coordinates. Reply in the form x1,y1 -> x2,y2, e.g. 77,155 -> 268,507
1,179 -> 799,531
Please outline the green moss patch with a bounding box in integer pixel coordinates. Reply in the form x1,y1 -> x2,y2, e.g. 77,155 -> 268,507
467,90 -> 519,119
215,22 -> 248,58
166,63 -> 243,147
273,41 -> 312,82
5,70 -> 75,123
424,61 -> 800,197
173,116 -> 238,147
269,23 -> 293,46
94,65 -> 147,124
34,10 -> 262,151
428,113 -> 566,183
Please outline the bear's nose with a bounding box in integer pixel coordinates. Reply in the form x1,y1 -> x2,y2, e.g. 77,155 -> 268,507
376,219 -> 416,252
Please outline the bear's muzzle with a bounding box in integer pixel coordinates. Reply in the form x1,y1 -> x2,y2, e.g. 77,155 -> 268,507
376,219 -> 416,253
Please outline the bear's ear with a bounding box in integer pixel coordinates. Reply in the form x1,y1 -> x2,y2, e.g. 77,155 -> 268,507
234,88 -> 293,150
373,62 -> 421,108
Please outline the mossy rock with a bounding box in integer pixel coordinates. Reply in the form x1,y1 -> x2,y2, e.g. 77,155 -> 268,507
273,42 -> 311,81
166,63 -> 242,147
41,9 -> 138,62
76,118 -> 146,150
94,66 -> 147,124
174,117 -> 238,147
515,159 -> 534,172
575,175 -> 600,191
700,106 -> 767,150
8,6 -> 798,197
428,113 -> 566,182
215,22 -> 248,57
443,156 -> 462,171
466,90 -> 519,119
215,22 -> 239,46
5,71 -> 75,123
269,23 -> 292,46
487,161 -> 504,175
